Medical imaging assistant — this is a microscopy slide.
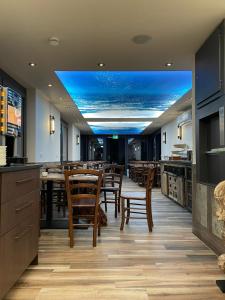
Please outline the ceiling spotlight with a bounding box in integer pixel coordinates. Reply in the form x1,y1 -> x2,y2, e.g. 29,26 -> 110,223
132,34 -> 152,44
28,62 -> 36,67
48,37 -> 60,46
48,84 -> 53,87
165,62 -> 173,67
97,62 -> 105,67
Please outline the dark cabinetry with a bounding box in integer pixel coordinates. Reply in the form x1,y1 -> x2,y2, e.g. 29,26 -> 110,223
196,21 -> 225,107
0,166 -> 40,300
196,20 -> 225,185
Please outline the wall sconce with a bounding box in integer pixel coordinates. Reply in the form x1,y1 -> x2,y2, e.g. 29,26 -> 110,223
76,134 -> 80,145
49,115 -> 55,134
162,132 -> 166,144
177,125 -> 182,140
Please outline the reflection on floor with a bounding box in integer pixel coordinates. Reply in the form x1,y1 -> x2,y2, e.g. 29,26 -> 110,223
5,177 -> 225,300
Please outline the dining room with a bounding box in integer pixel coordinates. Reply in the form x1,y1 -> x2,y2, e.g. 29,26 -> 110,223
1,1 -> 225,299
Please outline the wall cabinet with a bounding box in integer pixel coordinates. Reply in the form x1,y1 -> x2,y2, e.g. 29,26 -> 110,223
196,20 -> 225,185
194,19 -> 225,254
196,20 -> 225,107
0,166 -> 40,300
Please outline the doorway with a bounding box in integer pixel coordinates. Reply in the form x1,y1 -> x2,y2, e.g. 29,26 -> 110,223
60,121 -> 68,162
106,137 -> 125,164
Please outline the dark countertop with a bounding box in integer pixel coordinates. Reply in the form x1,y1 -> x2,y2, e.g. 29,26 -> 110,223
0,164 -> 41,173
159,160 -> 192,166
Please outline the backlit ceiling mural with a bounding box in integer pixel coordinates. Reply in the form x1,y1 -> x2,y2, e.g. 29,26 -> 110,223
87,122 -> 152,135
55,71 -> 192,134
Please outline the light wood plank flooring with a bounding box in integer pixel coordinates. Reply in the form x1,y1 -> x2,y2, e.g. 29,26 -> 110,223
4,176 -> 225,299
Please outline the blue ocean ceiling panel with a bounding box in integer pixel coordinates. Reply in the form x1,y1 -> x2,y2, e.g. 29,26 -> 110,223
55,70 -> 192,134
88,121 -> 152,135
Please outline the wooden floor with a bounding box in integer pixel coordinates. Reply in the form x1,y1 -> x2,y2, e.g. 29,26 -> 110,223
4,177 -> 225,299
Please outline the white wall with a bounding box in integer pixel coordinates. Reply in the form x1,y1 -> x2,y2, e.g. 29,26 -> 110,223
26,89 -> 81,163
68,123 -> 80,161
161,116 -> 192,159
26,89 -> 61,162
35,90 -> 61,162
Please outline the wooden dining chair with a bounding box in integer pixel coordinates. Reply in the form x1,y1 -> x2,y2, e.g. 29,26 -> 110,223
120,167 -> 156,232
64,169 -> 103,247
101,164 -> 124,218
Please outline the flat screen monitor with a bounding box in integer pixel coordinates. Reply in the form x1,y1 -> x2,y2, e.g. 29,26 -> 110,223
6,88 -> 22,136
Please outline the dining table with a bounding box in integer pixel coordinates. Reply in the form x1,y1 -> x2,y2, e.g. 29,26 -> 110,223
40,173 -> 99,229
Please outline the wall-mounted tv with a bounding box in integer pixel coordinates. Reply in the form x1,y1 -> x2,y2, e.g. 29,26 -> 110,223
6,88 -> 22,136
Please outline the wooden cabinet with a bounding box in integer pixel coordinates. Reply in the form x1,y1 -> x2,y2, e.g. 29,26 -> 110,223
160,162 -> 192,210
168,174 -> 184,206
0,166 -> 40,300
161,172 -> 168,196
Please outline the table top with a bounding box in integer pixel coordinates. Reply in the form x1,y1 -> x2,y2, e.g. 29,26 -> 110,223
40,173 -> 98,182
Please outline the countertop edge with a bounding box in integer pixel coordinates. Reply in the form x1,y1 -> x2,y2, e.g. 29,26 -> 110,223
159,160 -> 192,166
0,164 -> 42,173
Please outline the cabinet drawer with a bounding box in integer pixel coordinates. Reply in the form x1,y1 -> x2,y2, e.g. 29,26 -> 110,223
0,214 -> 39,299
0,190 -> 40,236
1,169 -> 40,204
168,175 -> 176,183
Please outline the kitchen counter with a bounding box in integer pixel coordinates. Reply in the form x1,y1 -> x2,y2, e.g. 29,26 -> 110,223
160,160 -> 192,211
159,160 -> 192,166
0,164 -> 41,299
0,164 -> 41,173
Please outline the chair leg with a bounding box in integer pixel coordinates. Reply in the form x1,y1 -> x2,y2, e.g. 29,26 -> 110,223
150,202 -> 154,228
146,204 -> 153,232
114,192 -> 117,218
69,223 -> 74,247
68,205 -> 74,247
98,209 -> 101,236
104,191 -> 107,212
120,197 -> 125,231
118,192 -> 120,213
93,225 -> 97,247
98,221 -> 101,236
126,199 -> 130,224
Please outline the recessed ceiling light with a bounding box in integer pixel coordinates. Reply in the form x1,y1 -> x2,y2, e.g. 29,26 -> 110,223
165,62 -> 173,67
132,35 -> 152,44
48,84 -> 53,87
48,37 -> 60,46
97,62 -> 105,67
28,62 -> 36,67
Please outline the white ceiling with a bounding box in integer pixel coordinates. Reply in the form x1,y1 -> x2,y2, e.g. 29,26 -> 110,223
0,0 -> 224,134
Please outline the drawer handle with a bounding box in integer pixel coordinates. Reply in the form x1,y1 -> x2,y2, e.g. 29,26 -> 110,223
16,178 -> 34,184
15,202 -> 32,213
14,225 -> 33,240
